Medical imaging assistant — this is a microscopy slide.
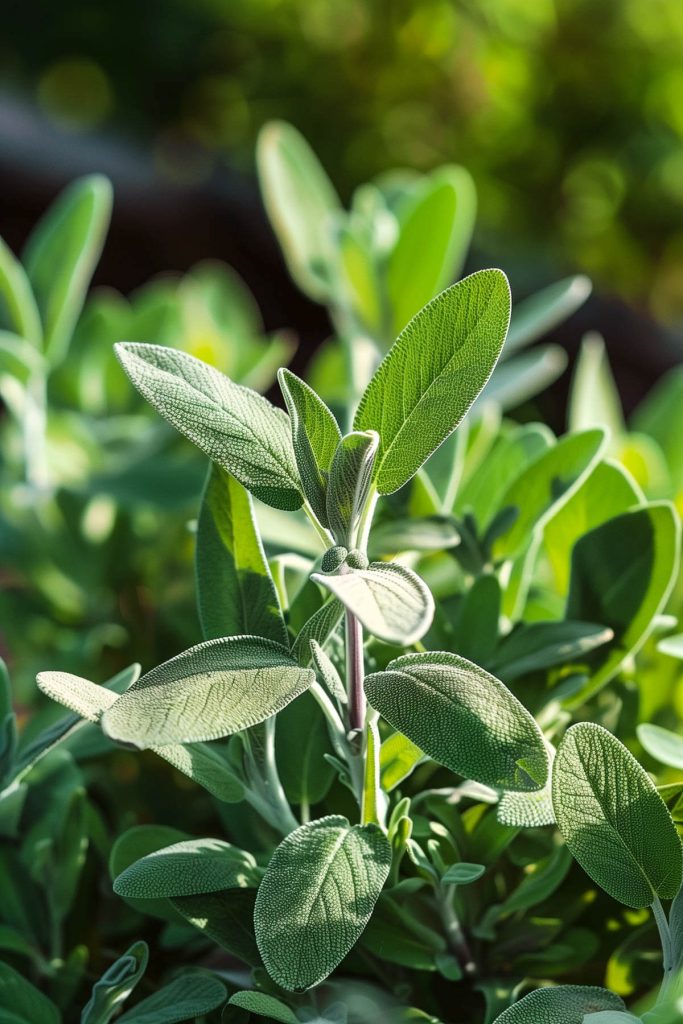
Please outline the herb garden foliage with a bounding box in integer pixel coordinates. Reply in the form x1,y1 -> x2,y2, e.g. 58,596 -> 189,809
2,126 -> 683,1024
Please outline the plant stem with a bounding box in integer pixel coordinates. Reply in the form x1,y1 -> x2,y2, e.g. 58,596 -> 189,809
346,610 -> 366,731
302,500 -> 334,550
440,884 -> 476,977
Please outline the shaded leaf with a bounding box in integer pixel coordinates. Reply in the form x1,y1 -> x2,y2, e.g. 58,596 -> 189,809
0,961 -> 61,1024
491,621 -> 614,683
228,992 -> 298,1024
113,838 -> 257,899
116,974 -> 226,1023
638,724 -> 683,770
81,941 -> 148,1024
326,430 -> 379,546
171,888 -> 260,965
492,985 -> 623,1024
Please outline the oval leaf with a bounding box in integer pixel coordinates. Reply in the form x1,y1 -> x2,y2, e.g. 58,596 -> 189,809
116,973 -> 227,1024
638,724 -> 683,770
552,723 -> 683,908
113,838 -> 256,899
492,985 -> 624,1024
326,430 -> 379,546
101,637 -> 314,748
365,652 -> 548,792
254,815 -> 391,991
115,342 -> 302,510
354,269 -> 511,495
312,561 -> 434,646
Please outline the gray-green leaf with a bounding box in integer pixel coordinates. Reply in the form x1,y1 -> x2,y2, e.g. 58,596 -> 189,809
0,960 -> 61,1024
254,815 -> 391,990
279,368 -> 341,526
116,974 -> 226,1024
115,342 -> 302,510
312,561 -> 434,646
552,723 -> 683,908
113,838 -> 257,899
100,636 -> 314,748
326,430 -> 379,545
492,985 -> 624,1024
638,724 -> 683,770
354,269 -> 511,494
365,652 -> 548,792
228,991 -> 299,1023
310,639 -> 347,703
81,940 -> 148,1024
196,465 -> 287,645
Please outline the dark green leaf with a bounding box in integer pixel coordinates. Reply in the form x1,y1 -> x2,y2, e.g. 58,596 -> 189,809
492,985 -> 624,1024
116,973 -> 226,1023
171,888 -> 260,965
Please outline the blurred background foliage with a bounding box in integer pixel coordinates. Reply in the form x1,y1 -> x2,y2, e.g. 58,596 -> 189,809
4,0 -> 683,322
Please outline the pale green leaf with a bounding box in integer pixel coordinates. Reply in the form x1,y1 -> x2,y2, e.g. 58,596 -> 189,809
380,730 -> 425,790
568,333 -> 624,438
552,723 -> 683,908
490,621 -> 614,683
115,342 -> 302,510
365,652 -> 548,792
632,366 -> 683,489
669,880 -> 683,975
497,741 -> 556,828
81,941 -> 148,1024
493,428 -> 608,560
109,825 -> 190,923
171,888 -> 260,965
477,344 -> 568,413
254,815 -> 391,990
354,269 -> 511,495
0,237 -> 41,344
276,691 -> 336,806
101,636 -> 314,748
658,634 -> 683,659
310,640 -> 346,703
492,985 -> 623,1024
116,974 -> 226,1023
326,430 -> 379,546
257,121 -> 341,302
638,724 -> 683,770
113,838 -> 257,898
337,223 -> 383,335
583,1014 -> 642,1023
504,274 -> 592,355
196,465 -> 287,645
0,961 -> 61,1024
368,515 -> 460,557
565,503 -> 680,705
228,991 -> 298,1024
279,368 -> 341,525
312,561 -> 434,646
387,166 -> 476,335
23,174 -> 112,364
292,599 -> 344,666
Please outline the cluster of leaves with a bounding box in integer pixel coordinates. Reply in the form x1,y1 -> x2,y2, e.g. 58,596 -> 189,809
3,123 -> 683,1024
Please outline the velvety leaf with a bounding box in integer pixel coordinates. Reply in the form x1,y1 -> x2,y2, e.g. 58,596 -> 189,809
312,561 -> 434,645
0,236 -> 41,344
492,985 -> 624,1024
80,940 -> 149,1024
638,724 -> 683,770
228,992 -> 298,1023
490,621 -> 614,682
101,636 -> 314,748
292,599 -> 344,666
565,503 -> 680,704
380,730 -> 425,790
171,888 -> 260,965
22,174 -> 112,363
0,961 -> 61,1024
504,274 -> 592,355
109,824 -> 190,924
442,862 -> 485,885
368,515 -> 460,557
254,815 -> 392,990
492,428 -> 607,559
497,741 -> 556,828
669,881 -> 683,976
552,723 -> 683,908
257,120 -> 341,302
279,368 -> 341,525
113,838 -> 257,899
196,465 -> 287,645
310,640 -> 346,703
354,269 -> 511,494
365,652 -> 548,792
326,430 -> 379,545
276,691 -> 336,805
387,166 -> 476,335
583,1014 -> 642,1023
116,973 -> 226,1023
115,342 -> 302,510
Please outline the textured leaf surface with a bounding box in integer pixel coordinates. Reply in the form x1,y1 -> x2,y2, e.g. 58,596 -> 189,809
23,174 -> 112,363
254,815 -> 391,990
326,430 -> 378,545
279,368 -> 341,525
171,888 -> 260,965
638,724 -> 683,770
365,652 -> 548,792
312,561 -> 434,645
276,691 -> 336,805
493,428 -> 607,559
228,991 -> 299,1023
310,640 -> 346,703
552,723 -> 683,907
291,599 -> 344,666
566,503 -> 680,704
380,730 -> 425,790
492,985 -> 624,1024
497,742 -> 556,828
101,636 -> 314,748
354,269 -> 510,494
368,515 -> 460,557
81,940 -> 148,1024
115,342 -> 301,509
113,838 -> 257,898
0,961 -> 61,1024
196,465 -> 287,644
116,974 -> 226,1023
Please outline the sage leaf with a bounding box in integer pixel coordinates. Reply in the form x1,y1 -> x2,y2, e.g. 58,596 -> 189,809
552,723 -> 683,908
368,515 -> 461,558
566,503 -> 680,704
228,991 -> 299,1023
583,1015 -> 642,1023
492,428 -> 607,560
310,640 -> 347,703
113,838 -> 257,898
312,561 -> 434,646
110,825 -> 190,924
504,274 -> 592,354
326,430 -> 379,545
254,815 -> 392,990
354,269 -> 511,495
171,888 -> 260,965
490,621 -> 614,683
0,236 -> 41,344
669,881 -> 683,975
292,599 -> 344,665
279,368 -> 341,526
196,465 -> 287,645
101,636 -> 314,748
497,741 -> 556,828
569,333 -> 624,438
380,731 -> 425,791
492,985 -> 624,1024
441,863 -> 485,885
257,121 -> 341,302
365,652 -> 548,791
638,724 -> 683,770
116,974 -> 226,1024
81,940 -> 148,1024
115,342 -> 302,510
0,960 -> 62,1024
23,174 -> 112,364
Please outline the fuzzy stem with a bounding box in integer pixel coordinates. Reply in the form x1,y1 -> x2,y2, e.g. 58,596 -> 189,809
346,611 -> 366,732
